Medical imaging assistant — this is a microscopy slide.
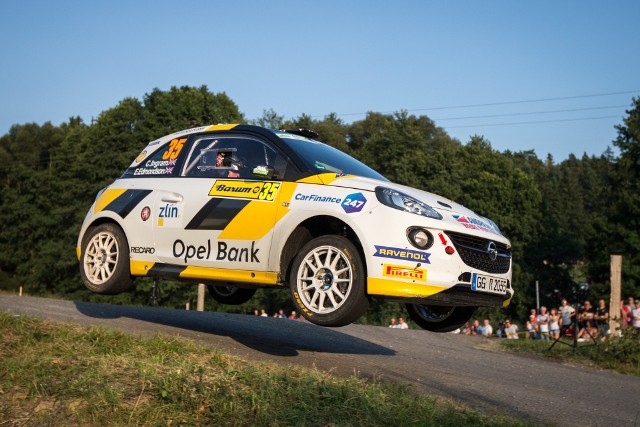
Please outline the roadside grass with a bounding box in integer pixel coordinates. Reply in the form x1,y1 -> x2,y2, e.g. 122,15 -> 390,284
500,331 -> 640,376
0,312 -> 534,427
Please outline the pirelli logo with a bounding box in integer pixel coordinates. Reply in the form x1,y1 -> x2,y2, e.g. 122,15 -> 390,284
209,180 -> 280,201
382,264 -> 427,281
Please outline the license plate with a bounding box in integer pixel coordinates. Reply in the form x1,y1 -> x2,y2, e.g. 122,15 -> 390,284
471,273 -> 508,295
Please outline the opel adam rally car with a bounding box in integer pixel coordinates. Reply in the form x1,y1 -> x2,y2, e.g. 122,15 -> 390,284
77,124 -> 513,331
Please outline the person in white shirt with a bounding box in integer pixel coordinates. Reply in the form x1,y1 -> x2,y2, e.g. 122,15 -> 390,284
481,319 -> 493,337
505,319 -> 519,339
632,302 -> 640,331
537,306 -> 550,340
397,317 -> 409,330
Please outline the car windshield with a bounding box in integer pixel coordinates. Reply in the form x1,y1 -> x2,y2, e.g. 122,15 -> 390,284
277,133 -> 388,181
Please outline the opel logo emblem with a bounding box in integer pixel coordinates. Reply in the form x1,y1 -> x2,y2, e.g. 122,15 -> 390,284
486,241 -> 498,261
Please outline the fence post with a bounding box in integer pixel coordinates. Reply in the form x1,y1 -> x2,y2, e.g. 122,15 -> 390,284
197,283 -> 205,312
609,255 -> 622,336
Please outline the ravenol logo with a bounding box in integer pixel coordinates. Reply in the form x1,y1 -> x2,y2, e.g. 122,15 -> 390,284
382,264 -> 427,281
373,246 -> 430,263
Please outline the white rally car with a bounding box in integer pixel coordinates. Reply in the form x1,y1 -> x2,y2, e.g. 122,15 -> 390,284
77,124 -> 513,331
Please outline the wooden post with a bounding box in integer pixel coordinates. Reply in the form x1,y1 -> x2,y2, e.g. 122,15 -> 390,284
609,255 -> 622,336
19,286 -> 22,297
196,283 -> 205,312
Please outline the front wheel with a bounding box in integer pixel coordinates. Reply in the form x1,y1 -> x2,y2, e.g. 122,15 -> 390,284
80,223 -> 132,295
406,304 -> 475,332
207,285 -> 256,305
289,235 -> 368,327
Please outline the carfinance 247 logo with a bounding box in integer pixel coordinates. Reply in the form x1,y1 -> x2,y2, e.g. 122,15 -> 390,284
342,192 -> 367,214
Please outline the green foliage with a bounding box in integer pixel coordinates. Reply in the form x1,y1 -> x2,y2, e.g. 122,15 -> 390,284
0,87 -> 638,325
501,329 -> 640,377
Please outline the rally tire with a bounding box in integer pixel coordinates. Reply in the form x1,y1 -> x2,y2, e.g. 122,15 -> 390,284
207,285 -> 257,305
80,223 -> 132,295
405,304 -> 475,332
289,235 -> 368,327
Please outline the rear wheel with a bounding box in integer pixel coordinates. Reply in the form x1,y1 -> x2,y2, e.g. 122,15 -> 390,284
289,235 -> 368,327
207,285 -> 256,305
406,304 -> 475,332
80,223 -> 132,295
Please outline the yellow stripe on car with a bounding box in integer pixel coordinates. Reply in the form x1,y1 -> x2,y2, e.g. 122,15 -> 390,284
179,266 -> 278,285
130,260 -> 155,276
218,182 -> 297,240
204,124 -> 238,132
93,188 -> 127,214
367,277 -> 446,298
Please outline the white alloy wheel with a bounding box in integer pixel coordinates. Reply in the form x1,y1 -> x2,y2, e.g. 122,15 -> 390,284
290,235 -> 368,327
296,245 -> 353,314
80,223 -> 132,295
84,231 -> 119,285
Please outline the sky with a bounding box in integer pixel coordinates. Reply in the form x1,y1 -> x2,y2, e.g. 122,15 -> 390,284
1,1 -> 639,162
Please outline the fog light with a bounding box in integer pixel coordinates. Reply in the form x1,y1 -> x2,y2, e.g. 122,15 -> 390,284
407,227 -> 433,250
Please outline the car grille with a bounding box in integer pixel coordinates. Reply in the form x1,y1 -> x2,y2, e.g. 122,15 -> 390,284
446,231 -> 511,274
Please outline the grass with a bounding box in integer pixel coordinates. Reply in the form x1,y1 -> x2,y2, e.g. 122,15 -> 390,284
0,311 -> 534,427
500,331 -> 640,376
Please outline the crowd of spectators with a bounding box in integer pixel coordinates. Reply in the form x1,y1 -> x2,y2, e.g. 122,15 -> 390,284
449,296 -> 640,340
254,297 -> 640,336
253,308 -> 304,320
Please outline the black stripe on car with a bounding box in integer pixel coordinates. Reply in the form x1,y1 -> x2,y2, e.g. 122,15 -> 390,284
103,189 -> 153,219
185,198 -> 249,230
148,263 -> 187,277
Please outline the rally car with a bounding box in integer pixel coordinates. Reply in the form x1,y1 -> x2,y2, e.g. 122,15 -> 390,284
77,124 -> 513,331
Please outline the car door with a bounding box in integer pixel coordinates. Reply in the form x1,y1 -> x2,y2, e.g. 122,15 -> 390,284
152,134 -> 287,277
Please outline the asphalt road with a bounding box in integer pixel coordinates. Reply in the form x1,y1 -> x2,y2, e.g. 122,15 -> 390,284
1,295 -> 638,426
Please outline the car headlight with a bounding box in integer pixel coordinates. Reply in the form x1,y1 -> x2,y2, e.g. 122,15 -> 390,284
375,187 -> 442,220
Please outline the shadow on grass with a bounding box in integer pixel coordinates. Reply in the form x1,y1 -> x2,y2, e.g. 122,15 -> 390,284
73,300 -> 396,358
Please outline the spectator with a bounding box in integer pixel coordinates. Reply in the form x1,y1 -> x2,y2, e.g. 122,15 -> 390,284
397,317 -> 409,330
496,321 -> 506,338
466,319 -> 479,335
624,297 -> 636,326
538,306 -> 550,341
577,300 -> 597,341
526,316 -> 537,339
625,296 -> 636,311
549,308 -> 561,340
505,320 -> 519,339
621,300 -> 631,327
260,308 -> 268,317
288,310 -> 298,320
594,299 -> 609,339
461,322 -> 471,334
559,299 -> 575,330
278,309 -> 287,319
633,300 -> 640,332
253,309 -> 259,316
480,319 -> 493,337
389,318 -> 397,328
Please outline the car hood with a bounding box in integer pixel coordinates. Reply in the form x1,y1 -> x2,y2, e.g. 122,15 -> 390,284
321,174 -> 505,237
